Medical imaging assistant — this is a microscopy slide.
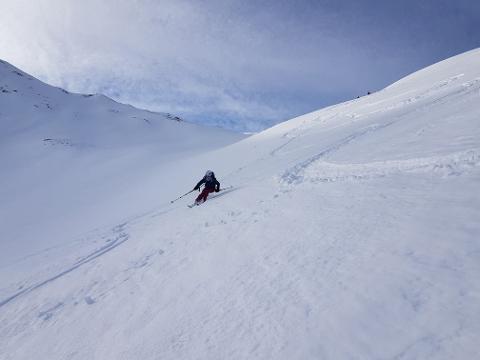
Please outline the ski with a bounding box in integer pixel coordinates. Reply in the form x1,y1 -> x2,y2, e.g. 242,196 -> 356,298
187,186 -> 234,208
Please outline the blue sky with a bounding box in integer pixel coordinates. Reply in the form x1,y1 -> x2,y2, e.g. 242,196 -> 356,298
1,0 -> 479,132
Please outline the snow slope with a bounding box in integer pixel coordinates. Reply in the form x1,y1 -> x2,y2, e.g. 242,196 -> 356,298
1,49 -> 480,359
0,59 -> 244,264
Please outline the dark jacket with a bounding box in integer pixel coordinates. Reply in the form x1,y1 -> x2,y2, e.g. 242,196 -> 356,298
194,174 -> 220,191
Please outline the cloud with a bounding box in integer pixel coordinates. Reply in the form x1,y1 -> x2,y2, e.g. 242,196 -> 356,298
1,0 -> 479,131
1,0 -> 297,130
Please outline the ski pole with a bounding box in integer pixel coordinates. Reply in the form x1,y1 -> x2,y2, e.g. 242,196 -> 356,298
170,189 -> 196,203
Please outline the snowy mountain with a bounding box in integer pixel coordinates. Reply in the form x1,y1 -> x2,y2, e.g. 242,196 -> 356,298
1,49 -> 480,359
0,59 -> 244,264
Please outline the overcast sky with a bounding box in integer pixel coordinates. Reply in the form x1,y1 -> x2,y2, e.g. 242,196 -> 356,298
1,0 -> 479,131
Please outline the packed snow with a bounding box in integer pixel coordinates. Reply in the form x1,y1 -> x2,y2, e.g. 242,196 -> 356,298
1,49 -> 480,359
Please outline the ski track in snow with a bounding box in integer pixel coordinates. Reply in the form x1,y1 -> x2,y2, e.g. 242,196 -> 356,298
363,74 -> 478,118
270,74 -> 480,165
279,75 -> 480,185
280,122 -> 393,184
281,149 -> 480,185
0,224 -> 129,308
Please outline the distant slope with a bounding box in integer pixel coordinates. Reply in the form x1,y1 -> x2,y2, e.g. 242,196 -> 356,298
1,49 -> 479,360
0,59 -> 245,263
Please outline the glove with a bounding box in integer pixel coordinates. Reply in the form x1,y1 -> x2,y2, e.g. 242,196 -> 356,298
194,186 -> 199,191
215,188 -> 220,192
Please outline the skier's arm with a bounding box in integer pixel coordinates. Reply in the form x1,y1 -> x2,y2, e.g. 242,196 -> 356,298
214,179 -> 220,192
194,178 -> 205,190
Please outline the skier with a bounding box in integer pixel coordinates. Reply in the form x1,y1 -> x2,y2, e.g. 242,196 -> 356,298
193,170 -> 220,205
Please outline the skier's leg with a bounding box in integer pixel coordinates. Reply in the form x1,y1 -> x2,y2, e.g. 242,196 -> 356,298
195,191 -> 202,203
203,188 -> 214,202
195,188 -> 210,204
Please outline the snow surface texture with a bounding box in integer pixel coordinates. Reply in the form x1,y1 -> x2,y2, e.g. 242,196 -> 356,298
1,49 -> 480,359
